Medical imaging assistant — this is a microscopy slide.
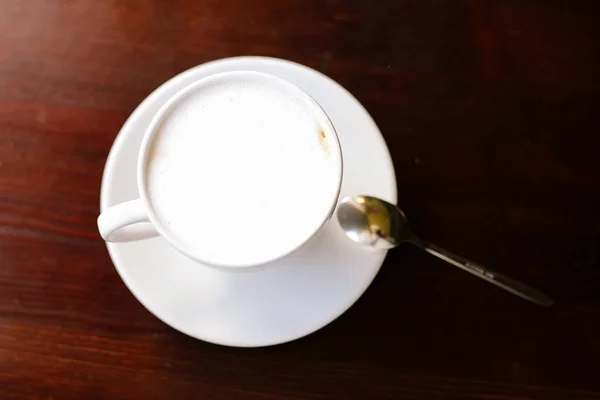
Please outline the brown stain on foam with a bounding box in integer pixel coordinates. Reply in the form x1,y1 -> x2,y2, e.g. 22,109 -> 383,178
146,136 -> 161,166
318,126 -> 330,155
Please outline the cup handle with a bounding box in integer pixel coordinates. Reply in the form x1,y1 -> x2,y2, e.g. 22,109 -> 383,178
97,198 -> 159,242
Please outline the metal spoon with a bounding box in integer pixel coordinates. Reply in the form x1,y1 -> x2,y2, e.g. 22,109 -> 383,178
337,195 -> 554,307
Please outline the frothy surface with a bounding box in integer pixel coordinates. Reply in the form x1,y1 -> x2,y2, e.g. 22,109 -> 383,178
145,74 -> 341,266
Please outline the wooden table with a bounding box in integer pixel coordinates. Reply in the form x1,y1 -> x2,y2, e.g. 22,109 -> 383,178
1,1 -> 599,399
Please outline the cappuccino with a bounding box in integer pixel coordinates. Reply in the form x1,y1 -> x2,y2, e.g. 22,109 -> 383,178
144,72 -> 342,267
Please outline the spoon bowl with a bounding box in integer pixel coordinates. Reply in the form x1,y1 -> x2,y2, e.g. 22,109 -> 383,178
338,195 -> 408,249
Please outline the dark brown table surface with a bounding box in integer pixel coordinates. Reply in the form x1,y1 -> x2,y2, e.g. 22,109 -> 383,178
2,1 -> 600,399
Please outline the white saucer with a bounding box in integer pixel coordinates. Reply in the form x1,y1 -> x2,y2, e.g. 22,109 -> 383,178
100,56 -> 397,347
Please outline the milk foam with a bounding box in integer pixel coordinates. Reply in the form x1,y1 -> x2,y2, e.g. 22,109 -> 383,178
145,74 -> 341,266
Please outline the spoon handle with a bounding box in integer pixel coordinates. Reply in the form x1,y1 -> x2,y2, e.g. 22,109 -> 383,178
409,237 -> 554,307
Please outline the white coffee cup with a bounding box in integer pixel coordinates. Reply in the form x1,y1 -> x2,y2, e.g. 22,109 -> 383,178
98,71 -> 346,269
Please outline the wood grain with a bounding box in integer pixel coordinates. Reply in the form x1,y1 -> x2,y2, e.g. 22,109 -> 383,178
1,0 -> 600,399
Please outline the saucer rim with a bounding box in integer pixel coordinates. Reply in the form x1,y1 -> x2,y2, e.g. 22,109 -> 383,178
100,56 -> 397,347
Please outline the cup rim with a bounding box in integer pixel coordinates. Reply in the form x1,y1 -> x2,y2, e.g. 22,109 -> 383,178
136,70 -> 343,269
